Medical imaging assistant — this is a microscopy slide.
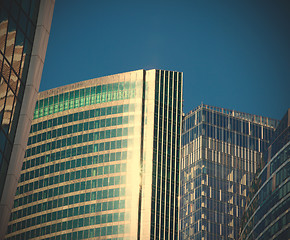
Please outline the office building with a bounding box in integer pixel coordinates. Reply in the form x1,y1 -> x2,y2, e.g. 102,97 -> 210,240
5,69 -> 183,239
0,0 -> 54,238
239,109 -> 289,240
180,104 -> 278,240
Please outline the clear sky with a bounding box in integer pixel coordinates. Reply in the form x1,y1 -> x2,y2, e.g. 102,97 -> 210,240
40,0 -> 290,120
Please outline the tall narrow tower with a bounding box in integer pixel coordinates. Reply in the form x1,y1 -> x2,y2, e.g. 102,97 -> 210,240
6,69 -> 182,240
180,104 -> 278,240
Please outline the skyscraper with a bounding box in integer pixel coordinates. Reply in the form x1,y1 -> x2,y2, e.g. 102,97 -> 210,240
239,109 -> 289,240
6,69 -> 182,239
0,0 -> 54,238
180,104 -> 278,240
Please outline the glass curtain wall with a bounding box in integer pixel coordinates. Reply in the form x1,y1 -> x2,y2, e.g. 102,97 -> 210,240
180,104 -> 278,240
0,0 -> 40,200
239,109 -> 289,240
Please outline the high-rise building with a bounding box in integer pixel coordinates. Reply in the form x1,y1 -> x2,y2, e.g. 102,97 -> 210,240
5,69 -> 182,239
0,0 -> 54,238
239,109 -> 289,240
180,104 -> 279,240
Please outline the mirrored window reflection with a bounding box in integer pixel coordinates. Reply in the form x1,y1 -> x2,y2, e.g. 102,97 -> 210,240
0,0 -> 39,199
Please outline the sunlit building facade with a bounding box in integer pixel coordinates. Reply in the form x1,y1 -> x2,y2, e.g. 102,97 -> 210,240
180,104 -> 278,240
239,109 -> 289,240
5,69 -> 182,239
0,0 -> 54,238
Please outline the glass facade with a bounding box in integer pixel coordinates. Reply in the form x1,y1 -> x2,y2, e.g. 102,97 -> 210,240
180,104 -> 278,240
0,1 -> 54,238
6,69 -> 183,239
239,109 -> 290,240
148,70 -> 182,239
0,0 -> 40,200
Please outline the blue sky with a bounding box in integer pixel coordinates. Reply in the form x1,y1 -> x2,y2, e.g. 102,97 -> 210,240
40,0 -> 290,120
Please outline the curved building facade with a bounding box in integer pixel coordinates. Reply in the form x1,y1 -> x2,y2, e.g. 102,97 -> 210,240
239,109 -> 290,240
5,69 -> 182,239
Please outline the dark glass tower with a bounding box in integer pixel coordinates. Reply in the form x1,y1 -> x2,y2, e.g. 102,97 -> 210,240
239,109 -> 289,240
180,104 -> 278,240
6,69 -> 182,239
0,0 -> 54,238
